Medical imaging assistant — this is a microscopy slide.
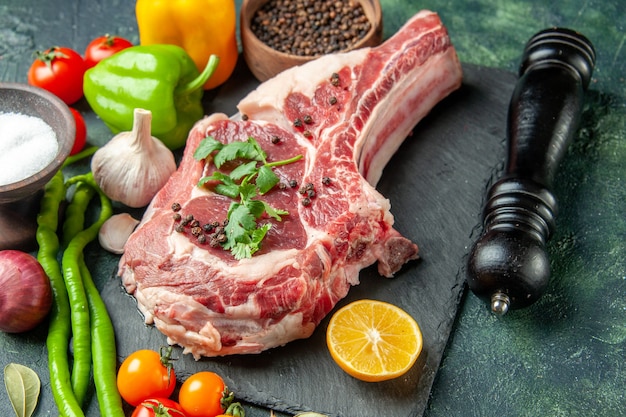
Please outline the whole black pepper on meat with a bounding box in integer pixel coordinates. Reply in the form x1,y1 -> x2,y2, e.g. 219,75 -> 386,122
251,0 -> 372,57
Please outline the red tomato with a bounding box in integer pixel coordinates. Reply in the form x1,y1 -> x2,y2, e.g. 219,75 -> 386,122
69,108 -> 87,155
27,46 -> 86,105
178,372 -> 227,417
131,398 -> 187,417
84,34 -> 133,68
117,348 -> 177,406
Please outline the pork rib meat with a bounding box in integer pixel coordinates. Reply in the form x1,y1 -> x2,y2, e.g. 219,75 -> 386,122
119,10 -> 463,358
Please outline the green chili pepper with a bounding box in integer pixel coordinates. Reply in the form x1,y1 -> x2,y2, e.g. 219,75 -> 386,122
63,177 -> 123,417
62,173 -> 113,406
82,260 -> 124,417
62,145 -> 98,169
83,45 -> 219,150
62,182 -> 95,248
60,198 -> 92,405
60,180 -> 94,407
36,171 -> 84,417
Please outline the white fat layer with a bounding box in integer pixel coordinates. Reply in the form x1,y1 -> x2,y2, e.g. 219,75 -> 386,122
237,48 -> 370,128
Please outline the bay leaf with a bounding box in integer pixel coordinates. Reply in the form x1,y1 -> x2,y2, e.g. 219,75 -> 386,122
3,363 -> 41,417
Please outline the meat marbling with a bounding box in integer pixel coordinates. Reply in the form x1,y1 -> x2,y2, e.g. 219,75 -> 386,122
119,10 -> 463,358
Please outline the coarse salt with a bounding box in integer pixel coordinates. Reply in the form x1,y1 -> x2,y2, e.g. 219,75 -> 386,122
0,112 -> 59,186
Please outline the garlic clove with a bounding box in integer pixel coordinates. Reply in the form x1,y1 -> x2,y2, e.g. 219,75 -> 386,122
98,213 -> 140,254
91,108 -> 177,208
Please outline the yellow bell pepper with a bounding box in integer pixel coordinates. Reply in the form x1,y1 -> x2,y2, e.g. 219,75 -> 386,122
135,0 -> 238,90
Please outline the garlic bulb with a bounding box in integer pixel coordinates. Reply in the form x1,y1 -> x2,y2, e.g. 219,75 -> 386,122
91,108 -> 177,208
98,213 -> 140,254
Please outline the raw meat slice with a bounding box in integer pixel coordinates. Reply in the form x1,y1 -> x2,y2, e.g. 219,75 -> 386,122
118,10 -> 463,358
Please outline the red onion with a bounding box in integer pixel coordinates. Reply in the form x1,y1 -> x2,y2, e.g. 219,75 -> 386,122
0,250 -> 53,333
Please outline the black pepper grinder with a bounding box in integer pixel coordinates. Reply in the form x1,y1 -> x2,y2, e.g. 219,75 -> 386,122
466,28 -> 596,315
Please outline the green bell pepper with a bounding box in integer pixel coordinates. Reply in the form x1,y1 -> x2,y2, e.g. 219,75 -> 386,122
83,45 -> 219,150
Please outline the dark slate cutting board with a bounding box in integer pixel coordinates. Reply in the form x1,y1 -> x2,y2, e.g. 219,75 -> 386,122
99,62 -> 516,417
0,62 -> 515,417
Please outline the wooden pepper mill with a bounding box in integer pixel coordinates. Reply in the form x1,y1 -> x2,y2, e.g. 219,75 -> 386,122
466,28 -> 596,315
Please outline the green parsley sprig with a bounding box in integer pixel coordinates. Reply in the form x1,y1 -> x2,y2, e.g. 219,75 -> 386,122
193,136 -> 303,259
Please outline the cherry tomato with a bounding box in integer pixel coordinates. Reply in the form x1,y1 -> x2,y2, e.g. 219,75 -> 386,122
69,108 -> 87,155
117,348 -> 177,406
131,398 -> 187,417
178,371 -> 227,417
27,46 -> 86,105
84,34 -> 133,69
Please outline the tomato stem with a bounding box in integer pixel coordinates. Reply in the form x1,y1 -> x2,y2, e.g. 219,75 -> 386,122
158,346 -> 177,385
102,34 -> 115,47
220,387 -> 235,412
224,401 -> 246,417
35,47 -> 69,68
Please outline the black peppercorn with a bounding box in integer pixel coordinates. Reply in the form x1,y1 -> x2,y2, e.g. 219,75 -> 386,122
250,0 -> 371,57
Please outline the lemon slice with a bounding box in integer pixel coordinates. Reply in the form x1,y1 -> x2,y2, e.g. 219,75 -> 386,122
326,299 -> 423,382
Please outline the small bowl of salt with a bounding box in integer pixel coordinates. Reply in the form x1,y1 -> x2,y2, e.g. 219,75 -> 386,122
0,82 -> 75,250
0,82 -> 75,204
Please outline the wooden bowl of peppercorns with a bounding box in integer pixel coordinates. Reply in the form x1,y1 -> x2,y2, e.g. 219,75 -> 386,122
241,0 -> 383,82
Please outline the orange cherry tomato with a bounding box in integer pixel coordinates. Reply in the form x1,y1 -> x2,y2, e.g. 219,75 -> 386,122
178,371 -> 227,417
117,348 -> 177,406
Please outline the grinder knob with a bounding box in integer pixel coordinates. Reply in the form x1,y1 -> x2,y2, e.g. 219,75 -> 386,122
466,28 -> 596,315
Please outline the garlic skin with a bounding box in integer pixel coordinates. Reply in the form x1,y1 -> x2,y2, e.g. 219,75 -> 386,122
98,213 -> 140,254
91,108 -> 177,208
